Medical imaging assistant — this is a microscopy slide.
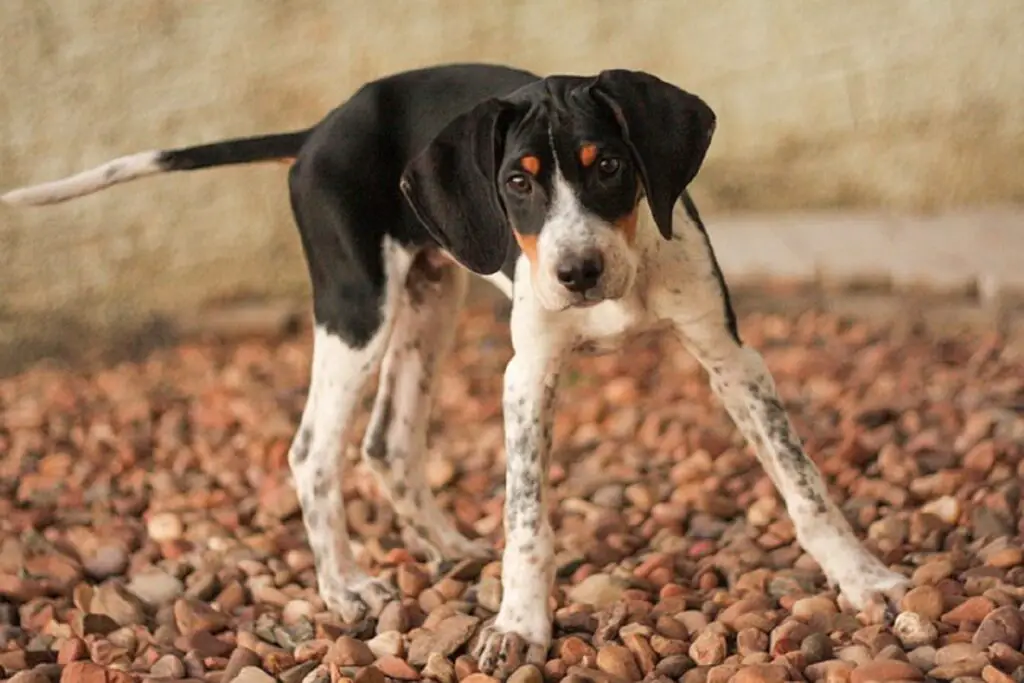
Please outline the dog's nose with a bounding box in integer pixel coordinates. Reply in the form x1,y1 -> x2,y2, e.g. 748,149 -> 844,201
556,251 -> 604,293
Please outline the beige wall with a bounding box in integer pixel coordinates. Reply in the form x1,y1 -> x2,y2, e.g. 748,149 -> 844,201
1,0 -> 1022,369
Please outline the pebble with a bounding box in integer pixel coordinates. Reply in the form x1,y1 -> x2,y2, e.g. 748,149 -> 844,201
127,569 -> 185,606
567,573 -> 628,609
377,601 -> 410,634
476,577 -> 502,612
324,636 -> 375,666
174,597 -> 231,635
941,596 -> 995,625
374,655 -> 421,680
849,660 -> 923,682
150,654 -> 186,678
791,595 -> 838,620
423,652 -> 457,683
408,613 -> 480,665
90,582 -> 147,626
228,666 -> 277,683
972,605 -> 1024,649
8,671 -> 51,683
984,547 -> 1023,569
59,662 -> 134,683
689,631 -> 727,666
147,512 -> 184,542
929,654 -> 989,679
82,545 -> 129,579
596,644 -> 642,682
367,630 -> 403,658
731,664 -> 790,683
893,612 -> 938,647
981,665 -> 1016,683
921,496 -> 961,525
506,665 -> 543,683
899,585 -> 945,621
223,647 -> 263,682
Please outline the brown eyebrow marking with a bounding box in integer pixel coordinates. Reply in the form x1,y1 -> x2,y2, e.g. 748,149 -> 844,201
579,144 -> 598,167
520,155 -> 540,175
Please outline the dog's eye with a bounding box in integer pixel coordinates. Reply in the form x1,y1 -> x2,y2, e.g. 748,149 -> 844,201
506,173 -> 532,194
597,157 -> 622,177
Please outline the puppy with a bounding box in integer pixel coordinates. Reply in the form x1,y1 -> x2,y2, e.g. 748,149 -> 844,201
3,63 -> 909,676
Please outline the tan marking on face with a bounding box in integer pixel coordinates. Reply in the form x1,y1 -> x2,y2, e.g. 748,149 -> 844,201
579,144 -> 598,168
615,207 -> 639,244
513,230 -> 539,267
521,155 -> 541,175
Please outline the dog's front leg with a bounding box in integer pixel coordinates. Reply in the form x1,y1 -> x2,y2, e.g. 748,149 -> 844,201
675,310 -> 911,611
474,299 -> 570,678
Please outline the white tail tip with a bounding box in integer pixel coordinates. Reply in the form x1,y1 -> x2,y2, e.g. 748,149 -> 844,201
1,151 -> 164,207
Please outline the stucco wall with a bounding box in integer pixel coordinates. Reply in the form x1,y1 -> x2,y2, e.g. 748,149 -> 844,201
1,0 -> 1023,369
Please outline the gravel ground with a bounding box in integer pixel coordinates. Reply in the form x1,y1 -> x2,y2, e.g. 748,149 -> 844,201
0,304 -> 1022,683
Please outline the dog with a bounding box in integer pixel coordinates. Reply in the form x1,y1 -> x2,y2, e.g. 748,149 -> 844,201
3,63 -> 910,676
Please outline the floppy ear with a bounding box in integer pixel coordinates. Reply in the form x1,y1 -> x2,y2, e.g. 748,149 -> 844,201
589,69 -> 716,239
400,98 -> 518,275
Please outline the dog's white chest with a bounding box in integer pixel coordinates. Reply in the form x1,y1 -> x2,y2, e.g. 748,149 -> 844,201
571,289 -> 664,353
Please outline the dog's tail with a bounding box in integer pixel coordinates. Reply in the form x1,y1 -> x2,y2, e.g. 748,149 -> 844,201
1,130 -> 310,207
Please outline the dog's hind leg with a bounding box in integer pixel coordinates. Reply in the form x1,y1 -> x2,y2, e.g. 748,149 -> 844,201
361,249 -> 493,563
286,158 -> 409,622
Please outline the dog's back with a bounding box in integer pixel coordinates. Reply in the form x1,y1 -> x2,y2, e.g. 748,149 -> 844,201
0,63 -> 539,208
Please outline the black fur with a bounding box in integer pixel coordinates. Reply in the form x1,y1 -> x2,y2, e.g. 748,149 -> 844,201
160,130 -> 310,170
589,70 -> 717,240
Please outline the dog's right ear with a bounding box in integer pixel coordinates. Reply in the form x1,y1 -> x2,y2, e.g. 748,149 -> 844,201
400,99 -> 518,275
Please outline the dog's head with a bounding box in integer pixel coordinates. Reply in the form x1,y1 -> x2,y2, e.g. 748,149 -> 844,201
400,69 -> 716,311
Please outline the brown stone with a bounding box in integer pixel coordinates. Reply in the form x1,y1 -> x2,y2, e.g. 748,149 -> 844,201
736,628 -> 769,656
324,636 -> 375,667
408,613 -> 480,666
173,597 -> 230,635
972,606 -> 1024,649
849,660 -> 923,683
731,664 -> 789,683
59,661 -> 134,683
689,631 -> 727,667
941,596 -> 995,626
222,647 -> 263,683
375,655 -> 421,680
981,665 -> 1016,683
559,636 -> 597,666
622,633 -> 656,676
596,644 -> 641,682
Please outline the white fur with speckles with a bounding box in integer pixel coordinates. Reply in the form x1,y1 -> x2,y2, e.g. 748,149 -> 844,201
361,253 -> 491,561
1,151 -> 164,205
530,166 -> 638,312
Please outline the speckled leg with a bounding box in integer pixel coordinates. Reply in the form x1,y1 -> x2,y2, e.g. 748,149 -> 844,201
677,316 -> 910,612
474,288 -> 571,679
361,250 -> 491,562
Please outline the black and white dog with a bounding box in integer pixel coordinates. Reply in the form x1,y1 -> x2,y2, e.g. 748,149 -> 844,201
3,63 -> 909,674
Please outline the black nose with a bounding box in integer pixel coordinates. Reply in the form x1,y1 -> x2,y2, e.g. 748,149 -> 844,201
556,251 -> 604,293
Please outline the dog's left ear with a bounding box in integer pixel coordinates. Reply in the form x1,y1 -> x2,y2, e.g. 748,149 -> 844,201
400,98 -> 519,275
589,69 -> 716,239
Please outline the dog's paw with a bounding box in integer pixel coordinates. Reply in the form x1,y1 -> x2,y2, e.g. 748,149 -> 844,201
472,617 -> 550,681
837,567 -> 910,624
322,575 -> 397,623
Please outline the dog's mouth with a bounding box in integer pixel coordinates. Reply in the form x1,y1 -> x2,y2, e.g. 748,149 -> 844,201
564,290 -> 613,310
